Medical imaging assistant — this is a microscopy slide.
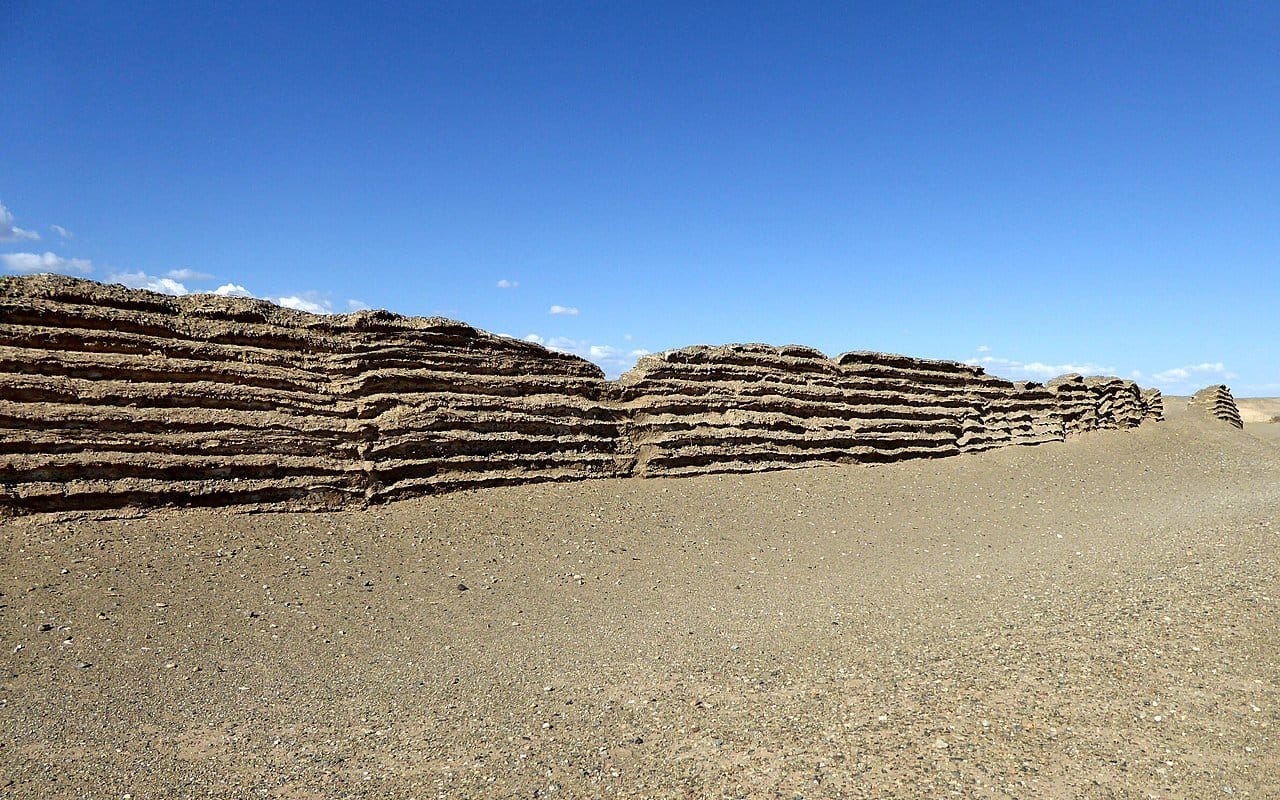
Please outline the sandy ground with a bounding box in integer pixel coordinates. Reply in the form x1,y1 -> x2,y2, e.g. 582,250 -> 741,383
1237,399 -> 1280,446
2,402 -> 1278,799
1236,398 -> 1280,425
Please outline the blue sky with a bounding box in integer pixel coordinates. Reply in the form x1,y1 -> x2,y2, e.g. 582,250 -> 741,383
2,2 -> 1277,392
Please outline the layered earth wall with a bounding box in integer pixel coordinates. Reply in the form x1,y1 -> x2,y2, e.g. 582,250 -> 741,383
2,275 -> 1164,514
1190,385 -> 1244,428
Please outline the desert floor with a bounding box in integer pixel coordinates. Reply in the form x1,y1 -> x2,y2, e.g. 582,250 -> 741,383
1238,399 -> 1280,446
3,402 -> 1278,799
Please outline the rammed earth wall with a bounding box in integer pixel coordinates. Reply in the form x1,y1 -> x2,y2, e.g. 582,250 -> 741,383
1190,384 -> 1244,429
1,275 -> 1167,514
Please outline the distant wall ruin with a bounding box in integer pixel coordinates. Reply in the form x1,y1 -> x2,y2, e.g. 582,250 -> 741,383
1,275 -> 1163,514
1190,384 -> 1244,428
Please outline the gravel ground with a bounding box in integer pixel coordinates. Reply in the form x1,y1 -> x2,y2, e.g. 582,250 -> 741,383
3,403 -> 1278,799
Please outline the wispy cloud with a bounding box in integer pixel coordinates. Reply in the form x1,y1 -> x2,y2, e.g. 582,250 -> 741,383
963,355 -> 1115,381
2,251 -> 93,275
0,202 -> 39,241
110,270 -> 189,295
496,279 -> 518,289
276,294 -> 333,314
523,334 -> 650,377
966,349 -> 1243,393
1149,362 -> 1237,387
101,273 -> 342,315
222,286 -> 346,315
1136,360 -> 1233,391
166,268 -> 212,282
2,209 -> 353,317
549,304 -> 579,316
212,283 -> 253,297
976,344 -> 991,353
211,283 -> 346,314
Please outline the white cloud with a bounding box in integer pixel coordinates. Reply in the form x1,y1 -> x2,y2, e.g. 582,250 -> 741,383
524,334 -> 648,378
1142,364 -> 1240,393
0,202 -> 39,241
208,282 -> 343,315
549,304 -> 579,316
2,251 -> 93,275
50,224 -> 73,239
1155,367 -> 1190,382
542,336 -> 590,354
548,337 -> 584,352
276,295 -> 333,314
110,271 -> 189,295
976,344 -> 991,353
150,278 -> 188,295
963,355 -> 1115,380
1150,362 -> 1237,386
346,299 -> 370,312
6,255 -> 342,317
212,283 -> 254,297
496,279 -> 518,289
166,268 -> 212,282
964,352 -> 1241,392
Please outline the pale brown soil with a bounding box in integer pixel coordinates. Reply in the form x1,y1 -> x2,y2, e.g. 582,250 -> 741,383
3,403 -> 1278,799
1237,399 -> 1280,445
1235,398 -> 1280,425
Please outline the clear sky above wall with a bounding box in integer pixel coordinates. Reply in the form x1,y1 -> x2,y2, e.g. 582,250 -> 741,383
2,2 -> 1277,391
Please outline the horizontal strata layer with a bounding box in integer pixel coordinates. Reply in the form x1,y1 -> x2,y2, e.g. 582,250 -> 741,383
0,275 -> 618,512
617,353 -> 1151,476
1,275 -> 1165,513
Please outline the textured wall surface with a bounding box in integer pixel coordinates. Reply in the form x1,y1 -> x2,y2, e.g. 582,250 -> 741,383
2,275 -> 1164,514
0,275 -> 624,513
1141,388 -> 1165,422
1190,385 -> 1244,428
